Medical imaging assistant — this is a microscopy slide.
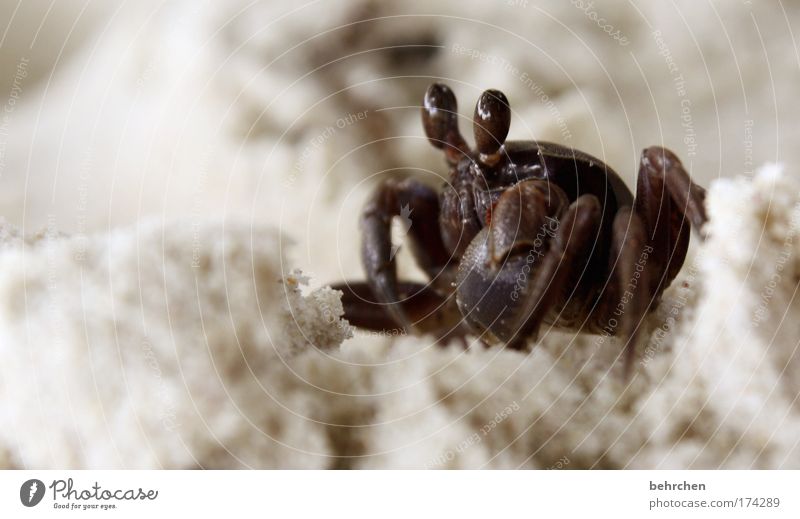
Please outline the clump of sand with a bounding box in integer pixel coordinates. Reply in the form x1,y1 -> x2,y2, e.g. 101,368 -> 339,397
0,219 -> 352,468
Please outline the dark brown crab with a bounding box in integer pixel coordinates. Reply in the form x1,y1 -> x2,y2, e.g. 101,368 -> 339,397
332,83 -> 706,372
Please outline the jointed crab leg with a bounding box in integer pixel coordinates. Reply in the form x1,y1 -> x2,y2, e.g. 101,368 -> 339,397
605,207 -> 652,378
602,147 -> 708,376
357,177 -> 453,331
333,281 -> 464,338
508,193 -> 602,349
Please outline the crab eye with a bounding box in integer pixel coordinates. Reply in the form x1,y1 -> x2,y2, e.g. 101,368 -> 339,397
473,89 -> 510,155
422,83 -> 459,149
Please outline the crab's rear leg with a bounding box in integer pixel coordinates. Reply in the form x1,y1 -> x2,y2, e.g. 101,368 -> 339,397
606,146 -> 708,377
332,177 -> 455,333
641,146 -> 707,234
603,207 -> 652,378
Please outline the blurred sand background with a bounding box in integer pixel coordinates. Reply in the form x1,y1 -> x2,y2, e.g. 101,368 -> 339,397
1,0 -> 799,468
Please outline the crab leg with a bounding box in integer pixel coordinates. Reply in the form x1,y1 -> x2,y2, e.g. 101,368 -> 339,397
331,281 -> 465,340
640,146 -> 707,233
359,177 -> 452,330
603,207 -> 653,378
606,147 -> 708,377
507,193 -> 602,349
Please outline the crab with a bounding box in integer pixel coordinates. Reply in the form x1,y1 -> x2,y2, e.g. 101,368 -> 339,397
331,83 -> 707,371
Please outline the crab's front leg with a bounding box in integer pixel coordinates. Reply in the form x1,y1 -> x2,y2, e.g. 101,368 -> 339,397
455,179 -> 601,349
334,280 -> 464,339
507,193 -> 603,348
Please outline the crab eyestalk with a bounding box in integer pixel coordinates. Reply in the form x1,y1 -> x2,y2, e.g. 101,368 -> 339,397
473,89 -> 510,164
422,83 -> 469,164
